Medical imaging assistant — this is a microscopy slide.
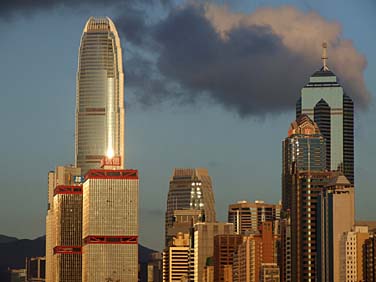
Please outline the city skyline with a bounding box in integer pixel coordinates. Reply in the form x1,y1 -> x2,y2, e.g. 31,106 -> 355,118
0,0 -> 375,251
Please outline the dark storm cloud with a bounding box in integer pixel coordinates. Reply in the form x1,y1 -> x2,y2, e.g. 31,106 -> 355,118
147,4 -> 370,116
153,5 -> 315,116
1,0 -> 370,116
0,0 -> 160,45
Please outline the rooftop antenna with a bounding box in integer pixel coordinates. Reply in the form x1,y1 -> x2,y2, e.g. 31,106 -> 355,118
322,42 -> 329,71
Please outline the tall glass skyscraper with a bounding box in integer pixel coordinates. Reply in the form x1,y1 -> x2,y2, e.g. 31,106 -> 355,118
296,43 -> 354,183
165,168 -> 216,247
281,115 -> 328,282
282,114 -> 326,210
75,17 -> 125,174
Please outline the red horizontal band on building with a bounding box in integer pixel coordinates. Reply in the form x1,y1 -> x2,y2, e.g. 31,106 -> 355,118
85,169 -> 138,180
54,185 -> 83,196
83,235 -> 138,245
53,246 -> 82,254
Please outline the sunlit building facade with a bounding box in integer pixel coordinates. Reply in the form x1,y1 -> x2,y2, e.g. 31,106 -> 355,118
75,17 -> 125,174
296,44 -> 354,183
317,174 -> 355,282
82,169 -> 138,282
165,168 -> 216,246
228,200 -> 281,235
162,233 -> 190,282
45,166 -> 82,282
194,222 -> 234,282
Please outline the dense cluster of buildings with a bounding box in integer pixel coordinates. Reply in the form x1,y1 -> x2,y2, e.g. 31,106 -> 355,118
9,14 -> 370,282
157,44 -> 376,282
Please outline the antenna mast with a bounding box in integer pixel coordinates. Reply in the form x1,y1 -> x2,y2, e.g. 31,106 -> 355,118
322,42 -> 329,71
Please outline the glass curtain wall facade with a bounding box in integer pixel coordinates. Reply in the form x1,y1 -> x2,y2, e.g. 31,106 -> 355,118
282,115 -> 326,211
165,168 -> 216,247
296,67 -> 354,183
75,17 -> 125,174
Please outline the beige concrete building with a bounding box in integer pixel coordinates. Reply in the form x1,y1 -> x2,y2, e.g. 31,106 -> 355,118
232,222 -> 277,282
82,169 -> 139,282
343,226 -> 370,282
193,222 -> 234,282
318,174 -> 354,282
163,233 -> 190,282
233,235 -> 257,282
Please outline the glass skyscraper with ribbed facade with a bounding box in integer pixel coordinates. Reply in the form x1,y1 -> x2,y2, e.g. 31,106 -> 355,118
296,44 -> 354,183
165,168 -> 216,247
75,17 -> 125,174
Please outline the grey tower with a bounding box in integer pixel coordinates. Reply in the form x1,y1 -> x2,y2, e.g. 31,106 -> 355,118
296,43 -> 354,183
165,168 -> 216,246
75,17 -> 125,174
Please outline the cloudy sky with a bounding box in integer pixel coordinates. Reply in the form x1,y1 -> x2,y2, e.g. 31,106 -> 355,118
0,0 -> 375,250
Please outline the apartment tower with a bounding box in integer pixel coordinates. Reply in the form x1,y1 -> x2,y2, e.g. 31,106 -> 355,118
75,17 -> 125,174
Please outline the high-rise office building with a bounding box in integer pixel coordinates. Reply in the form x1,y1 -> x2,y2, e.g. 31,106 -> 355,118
53,183 -> 83,282
82,168 -> 139,282
193,222 -> 234,282
282,114 -> 326,211
165,168 -> 216,246
75,17 -> 125,174
282,114 -> 331,282
317,174 -> 355,282
228,200 -> 281,235
296,43 -> 354,183
232,222 -> 277,282
45,166 -> 81,282
213,234 -> 243,281
289,171 -> 333,282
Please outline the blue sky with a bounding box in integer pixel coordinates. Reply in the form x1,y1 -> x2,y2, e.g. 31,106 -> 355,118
0,0 -> 375,250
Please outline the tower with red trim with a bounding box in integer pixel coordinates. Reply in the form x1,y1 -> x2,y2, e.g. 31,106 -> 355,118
45,166 -> 82,282
82,165 -> 139,282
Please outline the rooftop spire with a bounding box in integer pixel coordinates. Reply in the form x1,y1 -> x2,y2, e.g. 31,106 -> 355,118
322,42 -> 329,71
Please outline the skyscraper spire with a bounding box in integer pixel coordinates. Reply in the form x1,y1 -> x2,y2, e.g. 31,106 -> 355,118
322,42 -> 329,71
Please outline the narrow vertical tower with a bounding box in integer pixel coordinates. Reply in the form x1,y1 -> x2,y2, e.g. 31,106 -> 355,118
296,43 -> 354,183
75,17 -> 125,174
